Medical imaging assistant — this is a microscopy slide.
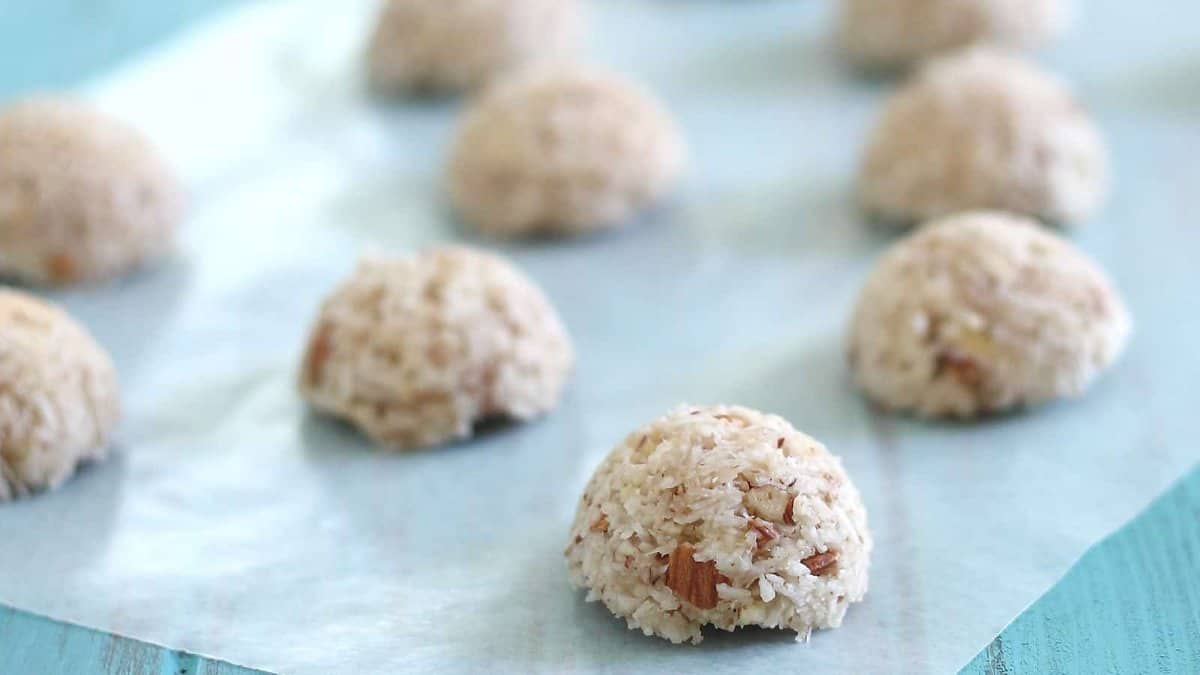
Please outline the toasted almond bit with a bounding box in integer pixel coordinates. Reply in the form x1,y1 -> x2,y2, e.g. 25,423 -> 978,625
744,484 -> 790,522
574,535 -> 583,544
46,252 -> 79,284
665,543 -> 729,610
590,514 -> 609,533
713,413 -> 748,427
304,324 -> 333,385
783,495 -> 796,525
748,518 -> 779,549
624,556 -> 633,570
776,437 -> 785,449
934,350 -> 984,388
422,280 -> 444,302
426,341 -> 452,367
802,550 -> 839,577
636,435 -> 648,450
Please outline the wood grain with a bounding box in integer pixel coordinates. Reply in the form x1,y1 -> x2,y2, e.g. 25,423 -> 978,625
0,604 -> 267,675
961,464 -> 1200,674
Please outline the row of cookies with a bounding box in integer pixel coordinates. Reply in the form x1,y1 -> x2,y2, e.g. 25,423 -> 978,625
0,0 -> 1128,648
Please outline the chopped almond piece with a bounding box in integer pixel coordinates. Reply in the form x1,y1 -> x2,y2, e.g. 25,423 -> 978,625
749,519 -> 779,549
665,543 -> 728,609
802,550 -> 839,577
303,324 -> 333,386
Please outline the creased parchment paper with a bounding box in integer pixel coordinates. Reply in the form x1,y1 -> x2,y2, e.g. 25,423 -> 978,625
1,1 -> 1197,673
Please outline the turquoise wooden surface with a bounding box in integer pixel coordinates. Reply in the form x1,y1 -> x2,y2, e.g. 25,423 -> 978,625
0,2 -> 1197,673
0,604 -> 268,675
961,465 -> 1200,675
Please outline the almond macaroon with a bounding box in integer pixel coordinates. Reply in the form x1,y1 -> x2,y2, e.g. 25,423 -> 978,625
365,0 -> 584,94
858,49 -> 1107,228
0,96 -> 184,285
0,289 -> 120,501
837,0 -> 1072,72
566,405 -> 872,644
847,211 -> 1131,418
446,66 -> 686,238
299,246 -> 574,450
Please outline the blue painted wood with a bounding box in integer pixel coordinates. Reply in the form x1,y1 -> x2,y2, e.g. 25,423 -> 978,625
960,464 -> 1200,675
0,604 -> 269,675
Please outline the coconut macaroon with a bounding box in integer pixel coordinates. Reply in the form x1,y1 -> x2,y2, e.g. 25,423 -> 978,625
847,212 -> 1131,418
299,246 -> 574,450
837,0 -> 1072,71
445,66 -> 686,238
858,49 -> 1107,228
0,96 -> 184,285
365,0 -> 584,94
0,289 -> 120,501
566,405 -> 871,644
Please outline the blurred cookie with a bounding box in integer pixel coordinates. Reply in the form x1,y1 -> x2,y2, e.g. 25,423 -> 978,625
566,405 -> 871,644
365,0 -> 583,94
299,246 -> 574,450
0,289 -> 119,501
838,0 -> 1071,71
858,49 -> 1107,228
847,211 -> 1131,417
446,66 -> 686,237
0,96 -> 183,285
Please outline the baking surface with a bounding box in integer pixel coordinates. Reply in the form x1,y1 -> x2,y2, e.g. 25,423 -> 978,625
0,1 -> 1197,673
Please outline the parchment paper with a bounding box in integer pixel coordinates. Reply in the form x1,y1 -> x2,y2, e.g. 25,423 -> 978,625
1,1 -> 1198,673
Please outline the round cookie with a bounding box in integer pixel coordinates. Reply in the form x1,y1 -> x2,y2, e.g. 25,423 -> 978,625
365,0 -> 583,94
445,66 -> 686,238
847,211 -> 1131,418
0,96 -> 184,285
837,0 -> 1071,72
565,405 -> 871,644
858,49 -> 1107,228
299,246 -> 574,450
0,289 -> 120,501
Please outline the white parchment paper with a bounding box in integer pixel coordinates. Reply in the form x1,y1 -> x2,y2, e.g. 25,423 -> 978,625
1,1 -> 1198,673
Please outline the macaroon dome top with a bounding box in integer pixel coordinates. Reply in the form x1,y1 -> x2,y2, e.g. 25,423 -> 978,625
847,211 -> 1131,417
446,66 -> 687,237
858,49 -> 1108,228
0,96 -> 184,285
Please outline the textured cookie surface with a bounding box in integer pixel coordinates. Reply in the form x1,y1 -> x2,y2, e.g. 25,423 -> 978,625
0,289 -> 120,501
299,246 -> 574,450
0,96 -> 184,285
859,49 -> 1107,227
566,405 -> 871,644
838,0 -> 1071,71
365,0 -> 583,94
847,211 -> 1131,417
446,66 -> 686,237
